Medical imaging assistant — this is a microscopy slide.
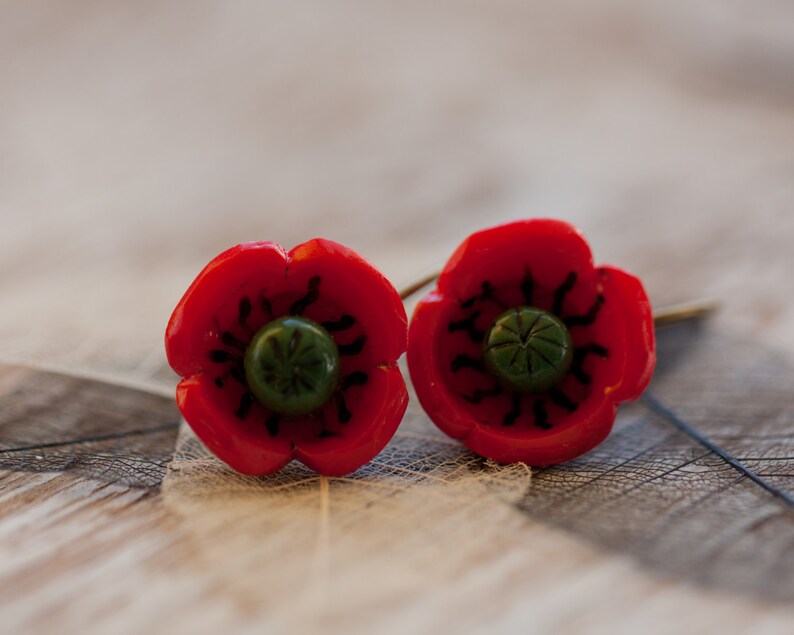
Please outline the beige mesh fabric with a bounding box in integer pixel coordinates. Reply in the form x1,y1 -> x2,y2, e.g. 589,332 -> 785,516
162,394 -> 532,624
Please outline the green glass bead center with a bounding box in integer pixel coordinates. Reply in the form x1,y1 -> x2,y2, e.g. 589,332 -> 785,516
244,316 -> 340,416
482,306 -> 573,393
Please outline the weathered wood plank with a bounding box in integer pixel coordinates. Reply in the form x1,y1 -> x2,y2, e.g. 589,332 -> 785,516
1,0 -> 793,633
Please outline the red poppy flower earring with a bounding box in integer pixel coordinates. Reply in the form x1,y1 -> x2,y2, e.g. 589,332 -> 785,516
165,239 -> 408,476
407,218 -> 657,466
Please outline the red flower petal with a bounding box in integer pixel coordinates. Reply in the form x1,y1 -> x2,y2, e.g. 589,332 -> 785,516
166,239 -> 409,476
438,218 -> 596,302
408,291 -> 478,440
464,396 -> 618,465
409,289 -> 621,464
287,239 -> 407,368
597,265 -> 656,402
293,364 -> 408,476
408,219 -> 656,465
409,289 -> 621,463
176,375 -> 293,476
166,242 -> 288,377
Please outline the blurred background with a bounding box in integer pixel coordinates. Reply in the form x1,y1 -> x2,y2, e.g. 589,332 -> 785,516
1,2 -> 794,632
2,0 -> 793,387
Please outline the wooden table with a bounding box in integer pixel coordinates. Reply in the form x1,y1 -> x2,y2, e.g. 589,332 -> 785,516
1,2 -> 793,633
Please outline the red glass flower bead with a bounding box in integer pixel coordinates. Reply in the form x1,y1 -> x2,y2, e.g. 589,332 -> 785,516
407,219 -> 656,465
166,239 -> 408,476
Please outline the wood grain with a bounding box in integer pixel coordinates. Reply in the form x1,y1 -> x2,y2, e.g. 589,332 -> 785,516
1,1 -> 794,633
0,364 -> 179,488
522,326 -> 794,601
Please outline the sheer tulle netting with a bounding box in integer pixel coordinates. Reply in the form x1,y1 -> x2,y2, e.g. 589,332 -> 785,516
161,385 -> 532,616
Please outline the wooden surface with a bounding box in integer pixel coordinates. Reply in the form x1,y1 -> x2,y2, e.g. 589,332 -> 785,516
1,1 -> 794,633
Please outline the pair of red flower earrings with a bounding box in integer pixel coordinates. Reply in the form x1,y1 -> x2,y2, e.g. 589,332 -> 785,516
165,218 -> 656,476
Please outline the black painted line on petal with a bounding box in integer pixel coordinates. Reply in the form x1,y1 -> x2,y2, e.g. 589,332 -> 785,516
462,384 -> 503,404
533,400 -> 551,430
290,276 -> 321,315
570,365 -> 592,385
238,296 -> 253,327
338,335 -> 367,356
589,342 -> 609,357
565,295 -> 605,328
549,387 -> 578,412
449,311 -> 485,343
480,281 -> 508,308
340,371 -> 369,390
503,393 -> 522,426
235,393 -> 255,420
450,354 -> 486,373
230,364 -> 248,387
221,331 -> 249,352
337,394 -> 352,423
573,343 -> 609,363
260,295 -> 274,320
521,270 -> 535,306
321,315 -> 356,332
210,350 -> 243,364
553,272 -> 578,315
265,415 -> 280,437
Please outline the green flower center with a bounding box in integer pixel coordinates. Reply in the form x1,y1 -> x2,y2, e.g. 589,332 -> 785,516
482,306 -> 573,393
244,316 -> 340,416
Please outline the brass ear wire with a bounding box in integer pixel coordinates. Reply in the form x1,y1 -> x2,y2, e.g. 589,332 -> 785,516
398,272 -> 442,301
650,301 -> 717,329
